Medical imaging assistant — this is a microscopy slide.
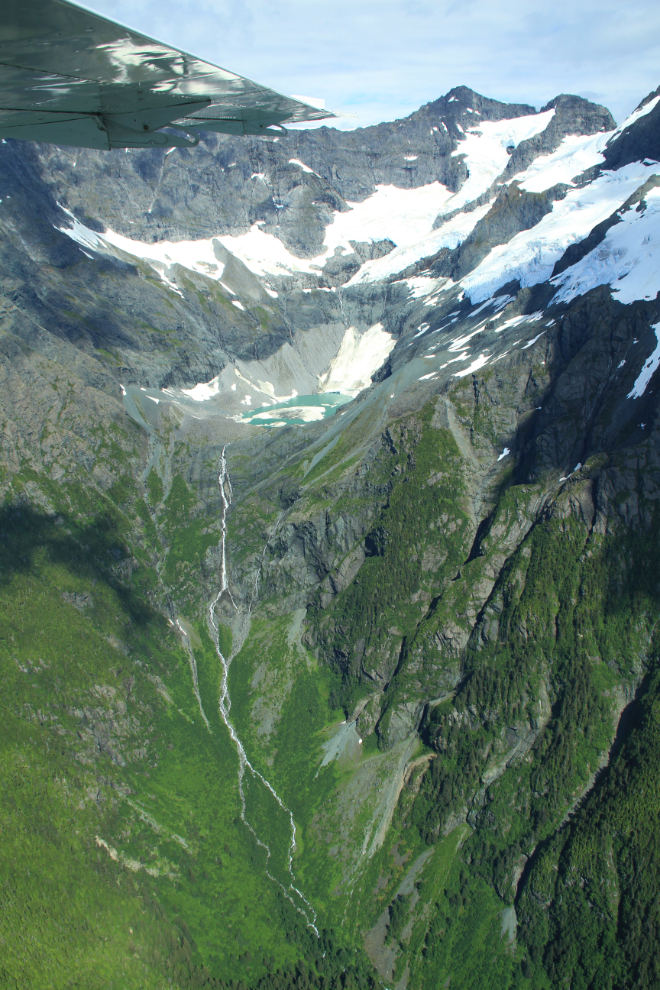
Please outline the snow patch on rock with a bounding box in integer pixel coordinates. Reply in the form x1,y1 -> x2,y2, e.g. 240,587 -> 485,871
627,323 -> 660,399
451,110 -> 555,207
319,323 -> 395,396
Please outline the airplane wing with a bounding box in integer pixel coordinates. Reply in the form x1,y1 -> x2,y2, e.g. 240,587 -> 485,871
0,0 -> 336,149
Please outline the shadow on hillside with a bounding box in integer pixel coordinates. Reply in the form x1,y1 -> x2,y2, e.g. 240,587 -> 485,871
0,502 -> 152,627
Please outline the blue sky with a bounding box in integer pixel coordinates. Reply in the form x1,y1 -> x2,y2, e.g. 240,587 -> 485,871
83,0 -> 660,127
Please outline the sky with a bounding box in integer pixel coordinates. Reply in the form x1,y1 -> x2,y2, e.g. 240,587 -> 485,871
81,0 -> 660,128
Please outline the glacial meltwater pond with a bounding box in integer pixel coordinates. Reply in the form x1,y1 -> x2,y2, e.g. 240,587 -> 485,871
237,392 -> 353,428
121,383 -> 355,433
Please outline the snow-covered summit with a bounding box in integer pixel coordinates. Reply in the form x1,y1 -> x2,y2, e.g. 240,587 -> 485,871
12,81 -> 660,428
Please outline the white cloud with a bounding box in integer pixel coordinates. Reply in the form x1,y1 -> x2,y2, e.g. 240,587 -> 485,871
82,0 -> 660,127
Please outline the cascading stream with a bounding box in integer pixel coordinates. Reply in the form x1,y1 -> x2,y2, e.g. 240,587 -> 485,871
205,446 -> 318,934
176,619 -> 211,732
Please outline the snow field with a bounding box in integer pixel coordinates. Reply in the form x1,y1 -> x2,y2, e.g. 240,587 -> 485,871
612,95 -> 660,137
514,131 -> 611,193
449,109 -> 555,209
55,108 -> 560,293
552,186 -> 660,306
462,161 -> 660,304
347,203 -> 492,286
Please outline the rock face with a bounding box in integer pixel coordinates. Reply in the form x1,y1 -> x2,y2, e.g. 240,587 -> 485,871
1,81 -> 660,990
0,82 -> 624,411
33,86 -> 543,242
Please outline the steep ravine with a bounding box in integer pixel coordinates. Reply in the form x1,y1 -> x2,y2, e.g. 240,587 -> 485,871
205,447 -> 318,932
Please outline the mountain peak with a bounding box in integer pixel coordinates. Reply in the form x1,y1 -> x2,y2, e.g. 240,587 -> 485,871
540,92 -> 615,132
421,85 -> 536,123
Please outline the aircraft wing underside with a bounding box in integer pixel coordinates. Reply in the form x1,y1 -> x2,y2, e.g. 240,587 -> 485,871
0,0 -> 335,149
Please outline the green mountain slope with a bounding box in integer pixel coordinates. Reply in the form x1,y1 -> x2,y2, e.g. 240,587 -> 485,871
2,291 -> 660,988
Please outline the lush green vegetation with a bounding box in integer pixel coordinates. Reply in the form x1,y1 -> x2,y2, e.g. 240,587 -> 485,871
225,613 -> 352,917
411,510 -> 619,849
3,382 -> 660,990
220,395 -> 660,990
159,474 -> 221,588
411,864 -> 520,990
307,409 -> 471,716
0,493 -> 373,989
518,661 -> 660,990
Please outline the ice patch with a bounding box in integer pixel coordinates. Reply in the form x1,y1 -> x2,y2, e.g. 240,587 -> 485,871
326,182 -> 453,261
55,207 -> 257,296
215,226 -> 319,277
252,405 -> 325,423
439,352 -> 469,368
559,462 -> 582,482
613,95 -> 660,137
406,276 -> 445,298
497,447 -> 510,461
100,228 -> 227,282
319,323 -> 395,396
85,218 -> 316,284
494,312 -> 544,333
627,323 -> 660,399
470,294 -> 513,318
56,207 -> 104,253
56,119 -> 565,297
214,200 -> 464,279
451,110 -> 555,209
522,331 -> 546,349
179,375 -> 222,401
447,322 -> 493,352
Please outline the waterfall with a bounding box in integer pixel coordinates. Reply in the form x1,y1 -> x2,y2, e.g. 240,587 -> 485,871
206,446 -> 318,934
